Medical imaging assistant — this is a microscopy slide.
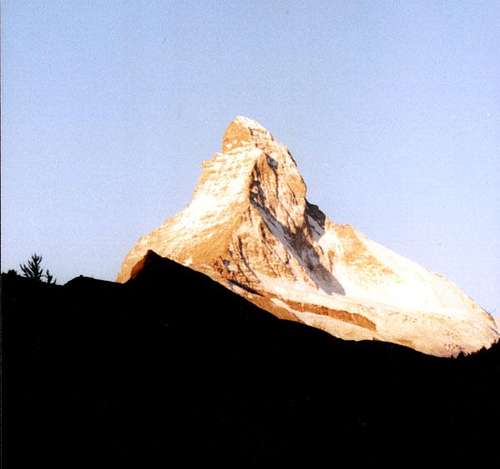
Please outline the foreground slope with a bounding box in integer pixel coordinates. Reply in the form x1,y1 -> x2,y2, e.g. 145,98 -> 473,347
118,116 -> 498,356
3,261 -> 500,466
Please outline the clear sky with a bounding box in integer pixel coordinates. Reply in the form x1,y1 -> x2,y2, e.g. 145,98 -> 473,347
2,1 -> 499,315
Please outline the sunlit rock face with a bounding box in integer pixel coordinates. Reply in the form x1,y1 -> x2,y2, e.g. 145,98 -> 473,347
118,116 -> 498,357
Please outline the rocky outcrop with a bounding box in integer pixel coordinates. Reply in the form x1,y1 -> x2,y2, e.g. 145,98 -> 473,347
117,116 -> 499,357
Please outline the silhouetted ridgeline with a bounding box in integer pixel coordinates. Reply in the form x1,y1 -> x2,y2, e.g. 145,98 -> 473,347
3,254 -> 499,467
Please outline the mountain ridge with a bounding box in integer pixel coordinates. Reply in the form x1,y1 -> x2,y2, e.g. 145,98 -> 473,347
3,261 -> 500,466
118,116 -> 498,357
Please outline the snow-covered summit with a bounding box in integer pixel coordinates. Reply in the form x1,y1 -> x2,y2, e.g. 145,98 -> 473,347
117,116 -> 499,357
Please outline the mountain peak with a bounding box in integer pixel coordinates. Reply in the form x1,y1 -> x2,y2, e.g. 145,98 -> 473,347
118,117 -> 499,357
222,116 -> 273,152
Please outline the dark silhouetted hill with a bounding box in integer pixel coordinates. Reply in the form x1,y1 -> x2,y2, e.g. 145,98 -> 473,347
3,252 -> 499,467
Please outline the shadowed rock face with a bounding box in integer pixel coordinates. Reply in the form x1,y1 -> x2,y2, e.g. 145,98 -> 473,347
118,116 -> 498,356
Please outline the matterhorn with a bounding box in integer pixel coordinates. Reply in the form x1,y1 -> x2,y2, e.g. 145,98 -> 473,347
118,116 -> 498,357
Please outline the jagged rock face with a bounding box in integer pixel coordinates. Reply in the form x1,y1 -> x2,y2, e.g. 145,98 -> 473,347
118,116 -> 499,357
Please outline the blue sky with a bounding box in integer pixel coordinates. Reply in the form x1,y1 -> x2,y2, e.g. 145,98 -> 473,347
2,1 -> 499,314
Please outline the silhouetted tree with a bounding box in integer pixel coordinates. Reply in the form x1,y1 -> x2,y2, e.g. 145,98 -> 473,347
20,254 -> 44,280
19,254 -> 56,284
45,269 -> 56,285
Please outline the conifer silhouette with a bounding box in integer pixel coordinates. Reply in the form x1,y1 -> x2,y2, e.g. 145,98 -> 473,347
19,254 -> 56,284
